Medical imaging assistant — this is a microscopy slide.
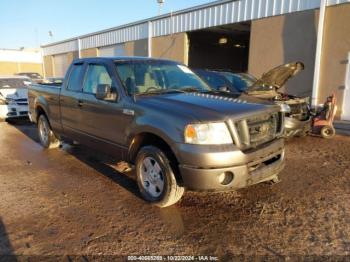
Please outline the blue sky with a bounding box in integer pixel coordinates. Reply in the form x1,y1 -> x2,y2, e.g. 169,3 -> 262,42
0,0 -> 214,49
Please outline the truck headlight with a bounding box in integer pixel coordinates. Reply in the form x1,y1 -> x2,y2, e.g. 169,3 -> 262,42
184,122 -> 233,145
280,103 -> 291,113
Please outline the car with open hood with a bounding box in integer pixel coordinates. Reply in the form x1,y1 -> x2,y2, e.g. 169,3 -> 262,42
0,76 -> 31,120
196,62 -> 311,138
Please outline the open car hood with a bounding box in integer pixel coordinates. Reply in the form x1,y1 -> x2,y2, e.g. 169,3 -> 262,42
247,62 -> 304,93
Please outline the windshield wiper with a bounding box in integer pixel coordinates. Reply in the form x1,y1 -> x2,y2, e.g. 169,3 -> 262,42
136,87 -> 204,96
161,86 -> 208,93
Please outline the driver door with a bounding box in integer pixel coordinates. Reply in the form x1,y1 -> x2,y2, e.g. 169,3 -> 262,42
78,62 -> 130,158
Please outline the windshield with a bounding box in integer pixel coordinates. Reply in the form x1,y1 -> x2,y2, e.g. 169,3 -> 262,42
115,61 -> 211,95
221,72 -> 257,92
195,70 -> 239,93
0,78 -> 30,89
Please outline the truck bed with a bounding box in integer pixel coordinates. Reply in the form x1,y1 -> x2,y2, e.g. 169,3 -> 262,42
28,83 -> 62,126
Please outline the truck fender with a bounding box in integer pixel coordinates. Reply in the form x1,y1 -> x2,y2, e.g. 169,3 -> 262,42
33,96 -> 50,123
127,124 -> 183,164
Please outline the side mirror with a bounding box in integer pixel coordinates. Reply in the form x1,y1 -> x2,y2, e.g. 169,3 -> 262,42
218,86 -> 230,92
96,84 -> 111,100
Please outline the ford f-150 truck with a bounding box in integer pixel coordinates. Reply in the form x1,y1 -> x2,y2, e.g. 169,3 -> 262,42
28,57 -> 285,207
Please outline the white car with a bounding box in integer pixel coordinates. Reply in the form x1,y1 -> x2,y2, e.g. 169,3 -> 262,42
0,76 -> 31,120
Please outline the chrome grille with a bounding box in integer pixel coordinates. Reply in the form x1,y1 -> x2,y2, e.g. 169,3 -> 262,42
15,98 -> 28,106
234,112 -> 283,150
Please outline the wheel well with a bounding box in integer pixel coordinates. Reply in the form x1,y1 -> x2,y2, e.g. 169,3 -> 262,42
129,132 -> 183,184
35,106 -> 46,121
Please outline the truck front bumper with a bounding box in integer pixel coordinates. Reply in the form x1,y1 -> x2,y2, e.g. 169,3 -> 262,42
0,105 -> 28,119
177,139 -> 285,191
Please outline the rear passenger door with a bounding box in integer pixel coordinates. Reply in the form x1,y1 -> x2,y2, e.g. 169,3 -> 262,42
60,62 -> 85,138
78,62 -> 128,157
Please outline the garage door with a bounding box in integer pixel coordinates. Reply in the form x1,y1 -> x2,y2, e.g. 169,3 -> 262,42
53,54 -> 69,77
341,52 -> 350,120
187,23 -> 251,72
99,44 -> 126,57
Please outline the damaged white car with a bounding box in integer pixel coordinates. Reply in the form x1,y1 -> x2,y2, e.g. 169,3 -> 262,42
0,76 -> 31,120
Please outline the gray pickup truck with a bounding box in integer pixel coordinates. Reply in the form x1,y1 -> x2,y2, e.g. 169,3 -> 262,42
28,57 -> 285,207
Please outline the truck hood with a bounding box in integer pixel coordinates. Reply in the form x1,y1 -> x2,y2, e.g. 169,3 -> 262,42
0,88 -> 28,100
247,62 -> 304,93
137,92 -> 278,122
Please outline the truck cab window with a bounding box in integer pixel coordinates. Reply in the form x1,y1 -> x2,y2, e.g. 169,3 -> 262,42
67,64 -> 84,92
83,64 -> 116,99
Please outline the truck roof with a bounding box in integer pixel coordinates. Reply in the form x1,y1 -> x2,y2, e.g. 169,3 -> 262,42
73,56 -> 179,64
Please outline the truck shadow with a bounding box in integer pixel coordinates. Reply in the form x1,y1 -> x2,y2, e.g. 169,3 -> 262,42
64,144 -> 143,201
9,121 -> 142,201
5,118 -> 39,144
0,217 -> 16,259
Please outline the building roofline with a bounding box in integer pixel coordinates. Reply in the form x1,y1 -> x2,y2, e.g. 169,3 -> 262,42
41,0 -> 234,48
72,56 -> 182,64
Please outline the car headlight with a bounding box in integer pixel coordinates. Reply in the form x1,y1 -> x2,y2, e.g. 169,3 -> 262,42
0,98 -> 6,105
184,122 -> 233,145
280,103 -> 291,113
5,98 -> 16,105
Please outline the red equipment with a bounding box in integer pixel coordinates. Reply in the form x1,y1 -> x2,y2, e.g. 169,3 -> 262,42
311,94 -> 337,139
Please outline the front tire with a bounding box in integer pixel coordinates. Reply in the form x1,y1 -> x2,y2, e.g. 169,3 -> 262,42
135,146 -> 184,208
37,114 -> 60,149
321,125 -> 335,139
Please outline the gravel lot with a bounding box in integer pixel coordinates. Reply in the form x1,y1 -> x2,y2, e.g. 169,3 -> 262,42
0,120 -> 350,260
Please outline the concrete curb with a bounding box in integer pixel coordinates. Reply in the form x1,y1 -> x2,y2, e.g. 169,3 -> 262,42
334,121 -> 350,136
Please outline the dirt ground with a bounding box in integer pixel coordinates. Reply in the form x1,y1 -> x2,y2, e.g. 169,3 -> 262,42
0,120 -> 350,260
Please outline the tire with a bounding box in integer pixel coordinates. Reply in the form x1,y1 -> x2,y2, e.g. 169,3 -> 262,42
5,118 -> 16,124
135,145 -> 184,208
37,114 -> 60,149
321,125 -> 335,139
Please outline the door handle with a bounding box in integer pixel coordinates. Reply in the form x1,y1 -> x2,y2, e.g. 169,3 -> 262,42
77,100 -> 84,107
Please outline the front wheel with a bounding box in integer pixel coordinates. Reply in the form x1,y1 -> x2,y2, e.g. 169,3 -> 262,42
321,125 -> 335,139
135,146 -> 184,208
37,114 -> 60,148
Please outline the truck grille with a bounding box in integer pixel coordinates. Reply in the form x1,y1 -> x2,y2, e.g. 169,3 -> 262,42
15,98 -> 28,106
234,112 -> 283,150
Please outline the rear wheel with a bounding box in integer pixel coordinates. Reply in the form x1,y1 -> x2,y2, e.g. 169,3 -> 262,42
135,145 -> 184,208
37,114 -> 60,148
321,125 -> 335,139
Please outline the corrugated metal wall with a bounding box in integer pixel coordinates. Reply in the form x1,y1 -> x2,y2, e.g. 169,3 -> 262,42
80,23 -> 148,50
151,0 -> 320,36
43,40 -> 78,56
42,0 -> 350,56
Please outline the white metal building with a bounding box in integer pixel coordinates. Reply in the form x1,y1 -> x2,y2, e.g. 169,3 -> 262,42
41,0 -> 350,120
0,48 -> 43,76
